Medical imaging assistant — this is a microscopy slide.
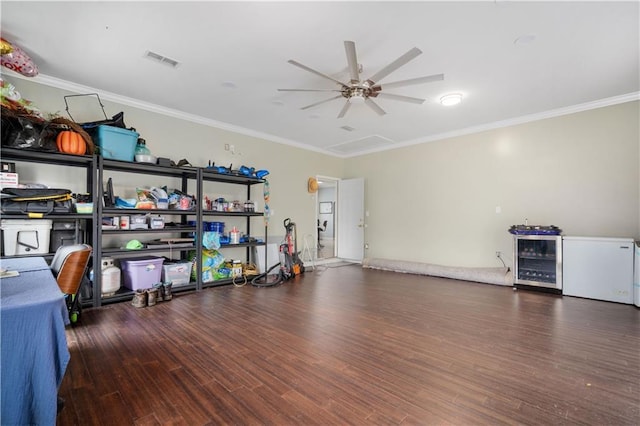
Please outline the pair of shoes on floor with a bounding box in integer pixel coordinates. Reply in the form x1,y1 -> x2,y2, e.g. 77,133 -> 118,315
153,282 -> 173,302
131,283 -> 173,308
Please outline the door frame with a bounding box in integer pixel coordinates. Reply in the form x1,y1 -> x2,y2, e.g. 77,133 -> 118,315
336,177 -> 365,262
315,175 -> 339,259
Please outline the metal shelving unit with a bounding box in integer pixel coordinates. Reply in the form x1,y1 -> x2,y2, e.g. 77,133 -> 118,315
94,157 -> 199,306
0,147 -> 97,266
95,158 -> 266,305
0,148 -> 267,307
198,167 -> 266,289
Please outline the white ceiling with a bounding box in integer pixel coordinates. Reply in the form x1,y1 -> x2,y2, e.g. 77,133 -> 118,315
1,1 -> 638,157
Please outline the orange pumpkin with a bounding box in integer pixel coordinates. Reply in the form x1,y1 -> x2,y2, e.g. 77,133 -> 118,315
56,130 -> 86,155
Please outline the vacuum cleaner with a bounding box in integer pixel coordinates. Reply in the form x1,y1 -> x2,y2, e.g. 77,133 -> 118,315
279,218 -> 305,279
252,217 -> 305,287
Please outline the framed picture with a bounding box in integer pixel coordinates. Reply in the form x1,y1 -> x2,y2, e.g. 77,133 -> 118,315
319,202 -> 332,214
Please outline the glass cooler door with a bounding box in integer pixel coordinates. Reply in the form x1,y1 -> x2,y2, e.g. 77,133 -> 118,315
514,235 -> 562,290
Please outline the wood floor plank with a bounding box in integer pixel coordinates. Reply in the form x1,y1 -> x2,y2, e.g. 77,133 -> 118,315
58,265 -> 640,425
97,391 -> 133,425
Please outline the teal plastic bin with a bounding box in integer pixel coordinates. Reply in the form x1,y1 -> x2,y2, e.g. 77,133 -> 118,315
95,125 -> 138,161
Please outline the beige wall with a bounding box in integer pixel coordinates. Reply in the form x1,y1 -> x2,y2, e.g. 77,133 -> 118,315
5,77 -> 639,269
348,101 -> 640,268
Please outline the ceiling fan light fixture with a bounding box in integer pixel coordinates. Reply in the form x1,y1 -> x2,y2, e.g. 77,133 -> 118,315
440,93 -> 462,106
349,94 -> 366,104
282,41 -> 445,118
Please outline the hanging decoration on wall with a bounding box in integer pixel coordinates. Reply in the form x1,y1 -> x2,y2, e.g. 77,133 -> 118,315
263,179 -> 270,227
307,177 -> 318,193
0,38 -> 39,77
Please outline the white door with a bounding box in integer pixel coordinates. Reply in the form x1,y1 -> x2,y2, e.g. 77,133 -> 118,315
337,178 -> 365,261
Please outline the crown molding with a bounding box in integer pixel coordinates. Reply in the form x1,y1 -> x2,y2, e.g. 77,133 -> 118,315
345,91 -> 640,158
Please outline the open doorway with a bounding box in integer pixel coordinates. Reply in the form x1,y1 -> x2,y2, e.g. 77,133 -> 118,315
316,176 -> 338,260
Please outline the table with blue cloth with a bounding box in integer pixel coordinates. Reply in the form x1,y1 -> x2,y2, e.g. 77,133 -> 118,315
1,256 -> 70,425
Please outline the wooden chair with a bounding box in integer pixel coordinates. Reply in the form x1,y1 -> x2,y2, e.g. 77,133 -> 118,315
50,244 -> 92,323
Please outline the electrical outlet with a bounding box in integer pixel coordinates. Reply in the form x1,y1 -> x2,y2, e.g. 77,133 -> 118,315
496,251 -> 502,258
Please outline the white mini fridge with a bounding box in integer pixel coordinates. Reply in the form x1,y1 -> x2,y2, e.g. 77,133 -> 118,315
563,236 -> 635,304
635,241 -> 640,307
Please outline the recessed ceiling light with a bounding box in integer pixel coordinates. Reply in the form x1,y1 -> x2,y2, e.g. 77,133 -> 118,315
514,34 -> 536,45
440,93 -> 462,106
221,81 -> 237,89
272,100 -> 285,107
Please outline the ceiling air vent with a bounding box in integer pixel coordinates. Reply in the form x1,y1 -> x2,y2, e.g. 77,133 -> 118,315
144,50 -> 180,68
328,135 -> 395,155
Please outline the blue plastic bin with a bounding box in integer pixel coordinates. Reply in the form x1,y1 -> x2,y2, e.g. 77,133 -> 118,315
95,125 -> 138,161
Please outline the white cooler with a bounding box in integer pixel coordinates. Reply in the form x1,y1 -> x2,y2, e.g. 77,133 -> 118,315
1,219 -> 52,255
563,236 -> 634,304
634,241 -> 640,308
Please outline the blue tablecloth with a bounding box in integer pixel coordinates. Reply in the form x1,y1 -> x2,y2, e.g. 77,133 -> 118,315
1,257 -> 70,425
1,256 -> 52,273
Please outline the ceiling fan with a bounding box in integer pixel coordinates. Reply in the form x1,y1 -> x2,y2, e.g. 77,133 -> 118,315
278,41 -> 444,118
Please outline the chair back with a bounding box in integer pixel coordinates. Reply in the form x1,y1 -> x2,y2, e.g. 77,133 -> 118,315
50,244 -> 92,295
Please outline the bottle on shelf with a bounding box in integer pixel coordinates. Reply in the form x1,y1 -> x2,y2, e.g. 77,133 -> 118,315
135,138 -> 151,156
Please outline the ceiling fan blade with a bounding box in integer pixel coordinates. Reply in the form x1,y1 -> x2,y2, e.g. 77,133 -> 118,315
278,88 -> 343,92
365,98 -> 386,116
344,41 -> 360,84
288,59 -> 348,87
337,100 -> 351,118
301,95 -> 343,110
365,47 -> 422,85
372,73 -> 444,90
376,93 -> 425,104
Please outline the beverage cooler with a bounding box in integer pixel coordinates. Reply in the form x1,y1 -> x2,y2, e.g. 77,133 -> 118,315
513,235 -> 563,290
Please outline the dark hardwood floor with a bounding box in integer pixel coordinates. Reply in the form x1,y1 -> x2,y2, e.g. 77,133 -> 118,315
58,264 -> 640,425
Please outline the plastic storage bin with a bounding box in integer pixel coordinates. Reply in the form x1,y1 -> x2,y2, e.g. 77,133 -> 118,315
162,261 -> 193,286
1,219 -> 52,255
50,221 -> 83,252
120,256 -> 164,290
206,221 -> 225,233
95,125 -> 139,161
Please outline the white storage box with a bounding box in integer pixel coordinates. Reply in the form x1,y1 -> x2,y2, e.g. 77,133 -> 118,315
162,261 -> 192,286
0,172 -> 18,189
120,256 -> 164,290
1,219 -> 52,255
